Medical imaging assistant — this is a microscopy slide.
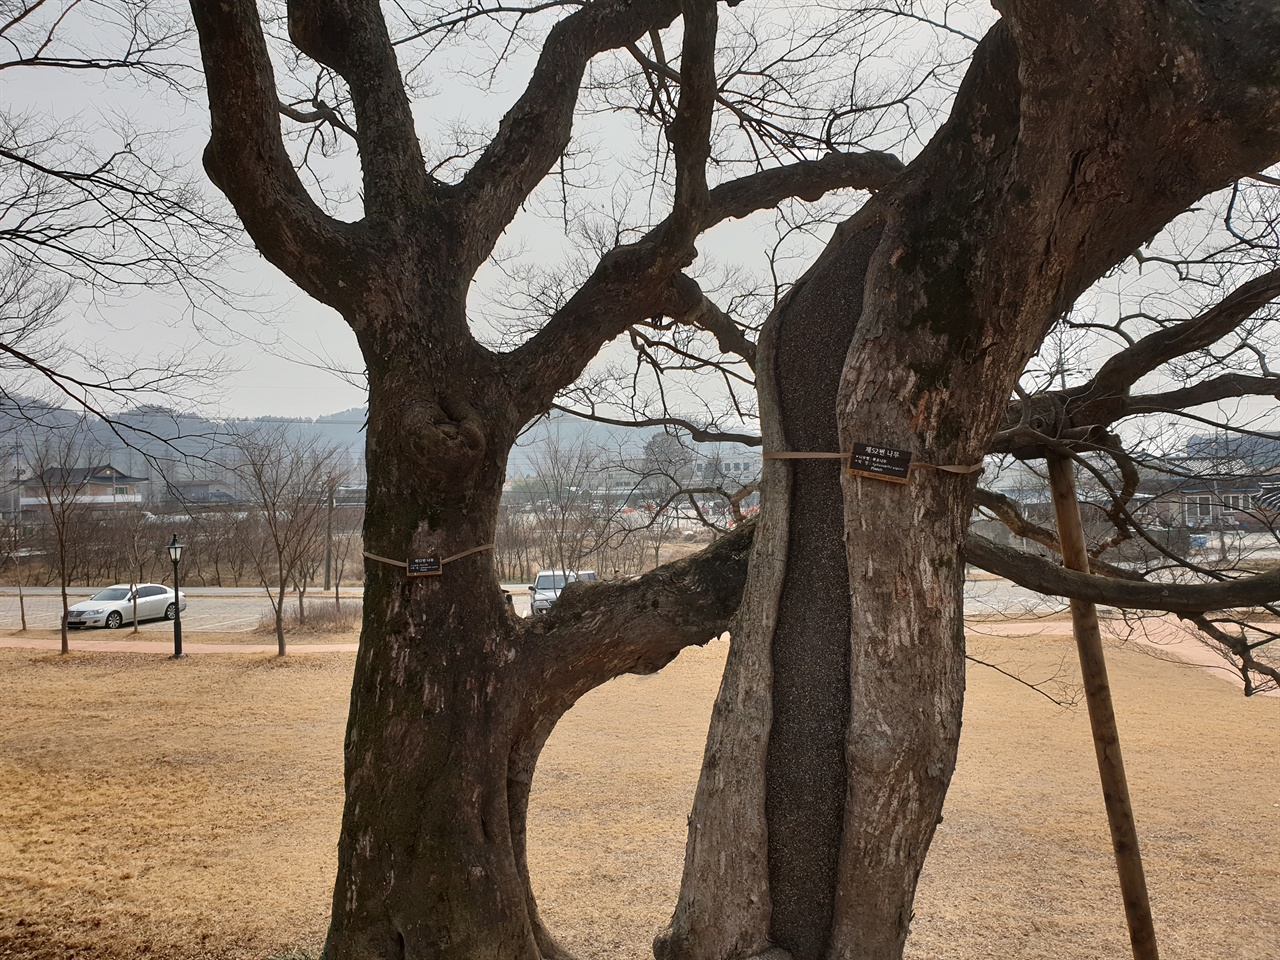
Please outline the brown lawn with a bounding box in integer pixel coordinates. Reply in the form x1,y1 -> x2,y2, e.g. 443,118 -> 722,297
0,628 -> 1276,960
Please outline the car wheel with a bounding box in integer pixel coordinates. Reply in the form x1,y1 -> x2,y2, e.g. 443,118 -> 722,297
105,611 -> 123,630
165,602 -> 177,620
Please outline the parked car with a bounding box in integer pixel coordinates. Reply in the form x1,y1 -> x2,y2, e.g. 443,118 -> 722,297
528,569 -> 597,615
65,584 -> 187,629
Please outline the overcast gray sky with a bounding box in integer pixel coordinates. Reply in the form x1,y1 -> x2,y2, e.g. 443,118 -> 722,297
6,0 -> 977,422
9,0 -> 1275,438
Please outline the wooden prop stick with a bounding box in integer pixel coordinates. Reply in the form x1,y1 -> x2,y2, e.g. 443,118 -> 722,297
1047,452 -> 1160,960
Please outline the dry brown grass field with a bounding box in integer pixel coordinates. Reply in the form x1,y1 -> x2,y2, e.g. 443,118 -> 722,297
0,626 -> 1276,960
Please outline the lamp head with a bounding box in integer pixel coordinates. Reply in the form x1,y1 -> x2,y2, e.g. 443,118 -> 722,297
167,533 -> 184,564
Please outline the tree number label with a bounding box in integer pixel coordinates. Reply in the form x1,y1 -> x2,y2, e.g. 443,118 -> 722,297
407,555 -> 444,577
846,443 -> 913,484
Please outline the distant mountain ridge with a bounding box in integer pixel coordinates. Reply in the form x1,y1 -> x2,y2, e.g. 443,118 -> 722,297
0,397 -> 369,482
0,398 -> 760,484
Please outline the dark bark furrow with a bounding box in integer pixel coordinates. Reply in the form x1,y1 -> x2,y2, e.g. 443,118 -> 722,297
765,221 -> 882,960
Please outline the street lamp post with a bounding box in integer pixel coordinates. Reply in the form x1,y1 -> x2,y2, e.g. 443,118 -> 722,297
168,534 -> 185,659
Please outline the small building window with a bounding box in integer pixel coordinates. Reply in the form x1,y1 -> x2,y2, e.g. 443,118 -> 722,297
1186,495 -> 1213,518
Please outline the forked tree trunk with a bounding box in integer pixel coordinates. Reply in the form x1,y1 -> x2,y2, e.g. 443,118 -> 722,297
186,1 -> 1280,957
662,11 -> 1280,960
656,208 -> 886,960
324,341 -> 755,959
657,202 -> 984,960
324,422 -> 524,956
324,513 -> 752,958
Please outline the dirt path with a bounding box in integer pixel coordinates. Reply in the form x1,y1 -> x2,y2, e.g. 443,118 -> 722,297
0,632 -> 359,654
4,611 -> 1272,697
0,627 -> 360,660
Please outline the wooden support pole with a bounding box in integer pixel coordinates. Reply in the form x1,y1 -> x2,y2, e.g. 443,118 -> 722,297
1047,452 -> 1159,960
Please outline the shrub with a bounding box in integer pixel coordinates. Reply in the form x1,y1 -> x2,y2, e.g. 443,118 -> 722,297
256,598 -> 363,634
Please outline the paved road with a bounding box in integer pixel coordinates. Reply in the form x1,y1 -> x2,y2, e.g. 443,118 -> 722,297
0,635 -> 360,654
2,581 -> 1272,698
0,580 -> 1051,633
0,584 -> 535,631
964,576 -> 1066,617
0,590 -> 282,633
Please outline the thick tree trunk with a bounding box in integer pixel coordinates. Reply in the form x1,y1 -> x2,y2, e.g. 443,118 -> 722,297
324,506 -> 752,959
326,551 -> 531,959
656,207 -> 887,960
323,328 -> 532,957
664,9 -> 1280,960
326,492 -> 521,956
659,198 -> 973,960
187,1 -> 1280,958
324,335 -> 755,960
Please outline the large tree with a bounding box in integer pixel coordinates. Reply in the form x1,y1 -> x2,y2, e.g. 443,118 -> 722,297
659,9 -> 1280,959
187,2 -> 1280,959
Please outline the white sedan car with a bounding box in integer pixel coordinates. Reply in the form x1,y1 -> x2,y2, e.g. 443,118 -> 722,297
66,584 -> 187,629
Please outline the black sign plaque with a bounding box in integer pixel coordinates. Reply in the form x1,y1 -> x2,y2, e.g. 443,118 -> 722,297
846,442 -> 913,484
407,555 -> 443,577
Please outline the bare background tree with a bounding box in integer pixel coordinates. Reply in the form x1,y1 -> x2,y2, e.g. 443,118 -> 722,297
20,421 -> 104,653
225,424 -> 349,655
521,434 -> 605,576
326,494 -> 365,615
0,0 -> 246,656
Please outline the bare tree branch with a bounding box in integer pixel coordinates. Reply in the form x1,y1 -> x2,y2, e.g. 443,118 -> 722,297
705,150 -> 904,224
662,273 -> 758,369
277,98 -> 359,140
502,150 -> 897,418
1083,266 -> 1280,401
1185,613 -> 1280,695
190,0 -> 365,307
964,533 -> 1280,614
455,0 -> 682,269
286,0 -> 438,223
548,402 -> 760,445
1124,373 -> 1280,416
522,518 -> 752,686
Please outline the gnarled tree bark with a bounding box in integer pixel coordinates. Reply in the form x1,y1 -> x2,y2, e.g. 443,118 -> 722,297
188,0 -> 1280,957
663,6 -> 1280,960
190,0 -> 910,955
